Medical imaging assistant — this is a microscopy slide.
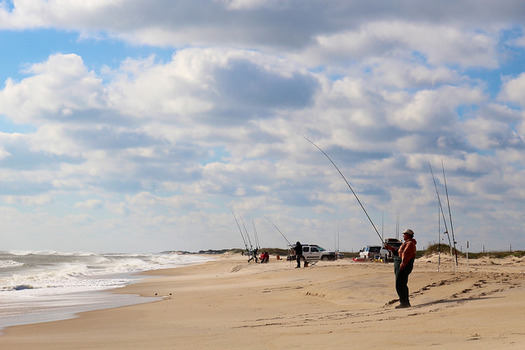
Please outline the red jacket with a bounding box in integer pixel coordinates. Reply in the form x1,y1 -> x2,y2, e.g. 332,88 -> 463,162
398,238 -> 417,269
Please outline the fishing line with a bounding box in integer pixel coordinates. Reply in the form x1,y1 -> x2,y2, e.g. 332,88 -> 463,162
252,220 -> 261,250
241,217 -> 254,250
304,136 -> 383,244
429,162 -> 455,270
429,163 -> 449,235
265,216 -> 294,268
441,159 -> 458,266
264,216 -> 293,247
230,208 -> 249,253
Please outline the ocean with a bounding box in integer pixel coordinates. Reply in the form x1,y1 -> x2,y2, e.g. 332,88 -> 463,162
0,251 -> 214,332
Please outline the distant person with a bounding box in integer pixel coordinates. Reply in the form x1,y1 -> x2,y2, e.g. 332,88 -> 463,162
248,248 -> 258,263
260,251 -> 269,263
294,241 -> 303,268
385,229 -> 417,308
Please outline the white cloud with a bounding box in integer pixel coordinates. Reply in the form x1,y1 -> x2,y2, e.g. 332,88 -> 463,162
74,199 -> 103,209
104,48 -> 318,123
106,51 -> 217,118
390,86 -> 485,131
366,58 -> 459,89
4,194 -> 52,206
0,53 -> 105,124
499,72 -> 525,106
301,21 -> 499,68
463,118 -> 516,149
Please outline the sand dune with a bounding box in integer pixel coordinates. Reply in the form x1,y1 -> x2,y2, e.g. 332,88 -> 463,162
1,253 -> 524,349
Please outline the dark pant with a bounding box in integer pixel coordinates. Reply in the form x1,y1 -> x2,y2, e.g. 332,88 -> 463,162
394,257 -> 414,305
296,255 -> 302,267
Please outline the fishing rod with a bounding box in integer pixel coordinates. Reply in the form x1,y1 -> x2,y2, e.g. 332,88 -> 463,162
396,209 -> 400,240
336,224 -> 340,253
441,160 -> 458,266
304,136 -> 383,244
428,163 -> 455,270
265,216 -> 293,247
437,202 -> 441,272
252,220 -> 261,250
230,208 -> 249,254
381,211 -> 384,241
241,217 -> 254,250
241,217 -> 259,262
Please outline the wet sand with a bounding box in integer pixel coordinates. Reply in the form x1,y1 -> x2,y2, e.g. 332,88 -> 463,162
1,253 -> 524,349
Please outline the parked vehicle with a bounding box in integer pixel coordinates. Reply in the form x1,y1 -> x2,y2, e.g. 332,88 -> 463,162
359,238 -> 403,262
359,245 -> 388,261
383,238 -> 402,261
384,238 -> 402,249
287,244 -> 337,261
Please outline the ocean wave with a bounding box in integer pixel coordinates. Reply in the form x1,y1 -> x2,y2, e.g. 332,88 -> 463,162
0,252 -> 214,293
6,250 -> 97,257
0,260 -> 24,269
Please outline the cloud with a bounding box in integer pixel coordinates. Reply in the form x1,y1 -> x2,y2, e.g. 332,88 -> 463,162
301,21 -> 499,69
1,2 -> 525,252
74,199 -> 103,209
390,85 -> 485,132
4,194 -> 52,206
463,117 -> 525,150
0,48 -> 318,181
499,72 -> 525,106
0,53 -> 105,124
365,58 -> 460,89
1,0 -> 522,51
105,49 -> 318,122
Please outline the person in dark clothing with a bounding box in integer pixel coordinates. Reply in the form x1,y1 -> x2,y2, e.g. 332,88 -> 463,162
294,241 -> 303,268
248,248 -> 258,263
385,229 -> 417,309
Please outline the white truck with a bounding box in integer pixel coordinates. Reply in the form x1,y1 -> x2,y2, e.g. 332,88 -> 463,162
288,244 -> 337,261
359,238 -> 402,262
359,245 -> 389,261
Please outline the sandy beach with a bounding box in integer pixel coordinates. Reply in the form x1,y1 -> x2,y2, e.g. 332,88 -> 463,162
1,253 -> 524,349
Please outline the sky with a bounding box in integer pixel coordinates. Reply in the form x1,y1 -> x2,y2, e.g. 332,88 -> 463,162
0,0 -> 525,254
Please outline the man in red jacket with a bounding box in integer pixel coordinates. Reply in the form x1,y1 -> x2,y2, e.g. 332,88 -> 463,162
386,229 -> 417,308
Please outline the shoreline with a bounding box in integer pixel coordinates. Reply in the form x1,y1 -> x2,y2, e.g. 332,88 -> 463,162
0,289 -> 158,333
1,254 -> 525,349
0,253 -> 215,334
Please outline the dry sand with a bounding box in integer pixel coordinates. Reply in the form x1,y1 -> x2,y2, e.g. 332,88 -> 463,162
1,253 -> 525,349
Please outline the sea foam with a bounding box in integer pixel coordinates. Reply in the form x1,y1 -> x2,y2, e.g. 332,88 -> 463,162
0,251 -> 214,332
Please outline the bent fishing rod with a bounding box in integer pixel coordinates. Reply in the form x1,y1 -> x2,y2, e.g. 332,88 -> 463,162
230,208 -> 249,253
240,217 -> 254,251
428,162 -> 455,269
428,163 -> 449,237
441,160 -> 458,266
304,136 -> 383,245
265,216 -> 293,247
252,220 -> 261,250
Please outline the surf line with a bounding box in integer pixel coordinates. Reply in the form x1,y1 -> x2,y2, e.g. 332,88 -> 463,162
304,136 -> 383,245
